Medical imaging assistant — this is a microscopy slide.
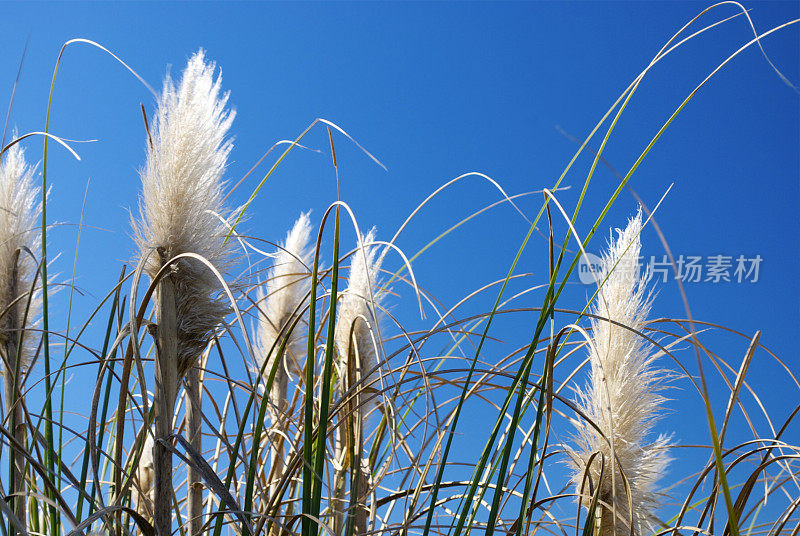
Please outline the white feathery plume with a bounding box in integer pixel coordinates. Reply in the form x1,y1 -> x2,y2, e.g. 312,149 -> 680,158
0,143 -> 42,374
134,49 -> 235,377
334,228 -> 384,415
256,211 -> 315,383
567,209 -> 671,536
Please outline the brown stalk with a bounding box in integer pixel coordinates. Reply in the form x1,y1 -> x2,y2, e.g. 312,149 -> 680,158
154,260 -> 178,536
186,365 -> 203,536
350,339 -> 370,536
268,364 -> 288,536
3,250 -> 26,532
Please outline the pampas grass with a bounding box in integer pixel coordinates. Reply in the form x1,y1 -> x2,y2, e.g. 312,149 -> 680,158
1,7 -> 797,536
255,211 -> 314,509
567,209 -> 672,536
331,228 -> 385,534
134,49 -> 235,378
0,143 -> 42,376
133,49 -> 235,536
0,142 -> 42,526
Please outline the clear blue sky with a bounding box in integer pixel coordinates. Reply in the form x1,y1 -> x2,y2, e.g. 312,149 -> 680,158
0,0 -> 797,526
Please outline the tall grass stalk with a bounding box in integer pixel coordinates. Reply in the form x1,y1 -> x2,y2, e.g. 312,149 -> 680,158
134,49 -> 235,535
0,142 -> 41,533
185,365 -> 203,535
255,211 -> 314,526
333,228 -> 384,535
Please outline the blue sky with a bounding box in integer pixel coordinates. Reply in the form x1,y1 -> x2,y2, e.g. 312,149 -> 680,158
0,0 -> 797,527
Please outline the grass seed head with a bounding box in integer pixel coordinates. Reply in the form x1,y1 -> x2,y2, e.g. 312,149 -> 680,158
0,142 -> 42,375
134,49 -> 235,376
567,209 -> 672,536
256,211 -> 315,382
334,228 -> 384,416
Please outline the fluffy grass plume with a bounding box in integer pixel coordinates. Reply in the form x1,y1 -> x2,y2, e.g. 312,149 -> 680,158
0,143 -> 42,373
334,228 -> 384,414
134,49 -> 235,377
567,209 -> 672,536
256,211 -> 315,383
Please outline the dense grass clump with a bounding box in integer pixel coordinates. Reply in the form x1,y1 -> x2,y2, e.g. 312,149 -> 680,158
0,4 -> 797,536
